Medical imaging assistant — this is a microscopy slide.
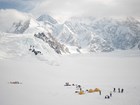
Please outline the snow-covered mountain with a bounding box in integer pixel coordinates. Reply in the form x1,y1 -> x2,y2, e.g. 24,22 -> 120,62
0,32 -> 61,64
62,17 -> 140,52
1,10 -> 140,55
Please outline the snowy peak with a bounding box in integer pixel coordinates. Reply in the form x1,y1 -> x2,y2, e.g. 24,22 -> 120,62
7,18 -> 50,34
37,14 -> 57,24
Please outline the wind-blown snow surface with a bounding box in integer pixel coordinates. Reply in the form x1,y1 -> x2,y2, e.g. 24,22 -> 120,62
0,52 -> 140,105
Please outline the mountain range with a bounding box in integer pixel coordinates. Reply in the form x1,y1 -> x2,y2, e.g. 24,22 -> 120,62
1,10 -> 140,59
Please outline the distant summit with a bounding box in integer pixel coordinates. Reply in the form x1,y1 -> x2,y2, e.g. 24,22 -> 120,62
37,14 -> 57,24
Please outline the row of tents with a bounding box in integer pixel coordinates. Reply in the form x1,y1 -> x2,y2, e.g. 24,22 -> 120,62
64,82 -> 101,95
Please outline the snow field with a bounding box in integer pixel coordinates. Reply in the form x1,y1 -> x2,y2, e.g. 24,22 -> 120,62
0,53 -> 140,105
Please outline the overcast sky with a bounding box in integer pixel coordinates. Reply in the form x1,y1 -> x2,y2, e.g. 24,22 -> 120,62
0,0 -> 140,17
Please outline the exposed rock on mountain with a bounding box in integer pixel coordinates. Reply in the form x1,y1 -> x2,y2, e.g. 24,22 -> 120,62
34,32 -> 70,54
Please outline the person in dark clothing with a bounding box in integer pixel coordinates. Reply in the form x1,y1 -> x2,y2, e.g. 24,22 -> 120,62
32,49 -> 35,52
72,84 -> 75,86
121,88 -> 124,93
76,85 -> 81,90
75,91 -> 79,93
113,88 -> 116,92
118,88 -> 120,93
80,88 -> 82,91
99,90 -> 101,95
110,92 -> 112,97
105,95 -> 110,99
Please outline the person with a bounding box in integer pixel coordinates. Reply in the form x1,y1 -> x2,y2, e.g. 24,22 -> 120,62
72,84 -> 75,86
29,45 -> 32,51
121,88 -> 124,93
86,89 -> 89,92
75,91 -> 78,93
110,92 -> 112,97
107,95 -> 110,99
99,90 -> 101,95
105,95 -> 110,99
79,88 -> 82,91
118,88 -> 120,93
113,88 -> 116,92
76,85 -> 81,90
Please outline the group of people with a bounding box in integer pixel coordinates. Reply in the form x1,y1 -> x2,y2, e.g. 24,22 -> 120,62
105,88 -> 124,99
29,45 -> 42,55
113,88 -> 124,93
105,91 -> 112,99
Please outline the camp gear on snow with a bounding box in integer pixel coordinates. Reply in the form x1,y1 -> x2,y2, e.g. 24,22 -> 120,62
64,82 -> 71,86
9,81 -> 22,84
113,88 -> 116,92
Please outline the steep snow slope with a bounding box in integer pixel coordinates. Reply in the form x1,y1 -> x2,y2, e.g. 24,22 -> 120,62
57,24 -> 78,46
0,52 -> 140,105
0,32 -> 59,64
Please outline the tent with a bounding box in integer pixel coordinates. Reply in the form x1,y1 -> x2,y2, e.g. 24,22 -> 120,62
78,90 -> 85,95
88,89 -> 94,93
94,88 -> 101,92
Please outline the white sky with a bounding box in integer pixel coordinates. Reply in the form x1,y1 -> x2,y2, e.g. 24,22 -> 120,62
30,0 -> 140,17
0,0 -> 140,17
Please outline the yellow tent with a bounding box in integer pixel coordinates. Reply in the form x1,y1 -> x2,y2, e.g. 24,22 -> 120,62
94,88 -> 101,92
88,89 -> 94,93
78,90 -> 85,95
